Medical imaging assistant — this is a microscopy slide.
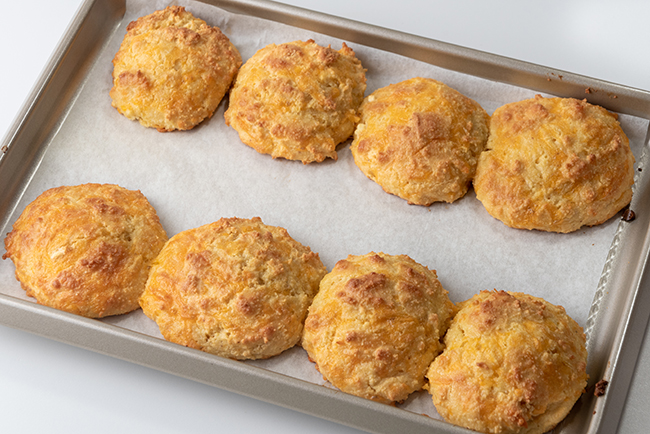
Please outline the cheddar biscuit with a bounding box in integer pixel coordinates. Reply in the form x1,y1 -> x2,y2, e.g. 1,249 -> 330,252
110,6 -> 242,131
427,290 -> 588,434
139,217 -> 326,360
301,252 -> 454,404
224,39 -> 367,163
474,95 -> 635,232
351,77 -> 490,205
2,184 -> 168,318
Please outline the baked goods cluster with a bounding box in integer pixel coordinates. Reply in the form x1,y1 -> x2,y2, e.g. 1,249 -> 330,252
3,187 -> 326,361
2,181 -> 590,433
2,4 -> 633,433
107,6 -> 635,233
109,9 -> 634,233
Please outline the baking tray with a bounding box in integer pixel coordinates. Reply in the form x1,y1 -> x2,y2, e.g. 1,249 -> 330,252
2,0 -> 650,433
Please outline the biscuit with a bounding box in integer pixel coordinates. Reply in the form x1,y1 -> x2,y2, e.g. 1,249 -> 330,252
474,95 -> 635,232
139,217 -> 326,360
110,6 -> 242,131
2,184 -> 168,318
426,290 -> 588,434
301,252 -> 454,404
351,77 -> 490,205
224,39 -> 367,163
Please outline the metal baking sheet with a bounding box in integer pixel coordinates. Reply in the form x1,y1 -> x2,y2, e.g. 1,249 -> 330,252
2,0 -> 650,433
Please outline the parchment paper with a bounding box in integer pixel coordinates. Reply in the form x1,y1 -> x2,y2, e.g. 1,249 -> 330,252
1,0 -> 648,420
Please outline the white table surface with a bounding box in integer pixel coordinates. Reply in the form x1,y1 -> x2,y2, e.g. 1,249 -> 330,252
2,1 -> 649,433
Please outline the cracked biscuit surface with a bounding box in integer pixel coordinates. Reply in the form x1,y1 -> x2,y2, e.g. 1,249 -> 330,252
110,6 -> 242,131
139,217 -> 326,360
301,252 -> 454,404
224,39 -> 366,163
351,77 -> 490,205
3,184 -> 168,318
474,95 -> 635,232
426,290 -> 588,434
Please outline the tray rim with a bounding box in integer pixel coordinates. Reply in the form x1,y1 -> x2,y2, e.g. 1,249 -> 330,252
1,1 -> 650,433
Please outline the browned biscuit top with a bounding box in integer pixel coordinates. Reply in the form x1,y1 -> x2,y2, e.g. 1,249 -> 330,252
427,290 -> 588,434
139,217 -> 327,360
110,6 -> 242,131
474,95 -> 635,232
224,39 -> 367,163
351,77 -> 490,205
301,252 -> 454,404
3,183 -> 168,318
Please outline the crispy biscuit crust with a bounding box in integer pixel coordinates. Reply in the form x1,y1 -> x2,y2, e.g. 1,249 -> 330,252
351,77 -> 490,205
474,95 -> 635,232
427,290 -> 588,434
110,6 -> 242,131
2,184 -> 168,318
139,217 -> 326,360
301,252 -> 454,404
224,39 -> 367,163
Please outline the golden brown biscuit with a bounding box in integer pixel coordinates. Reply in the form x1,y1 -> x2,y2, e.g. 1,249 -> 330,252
474,95 -> 635,232
427,290 -> 588,434
224,39 -> 367,163
301,252 -> 454,404
2,184 -> 168,318
110,6 -> 242,131
139,217 -> 326,360
351,77 -> 490,205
